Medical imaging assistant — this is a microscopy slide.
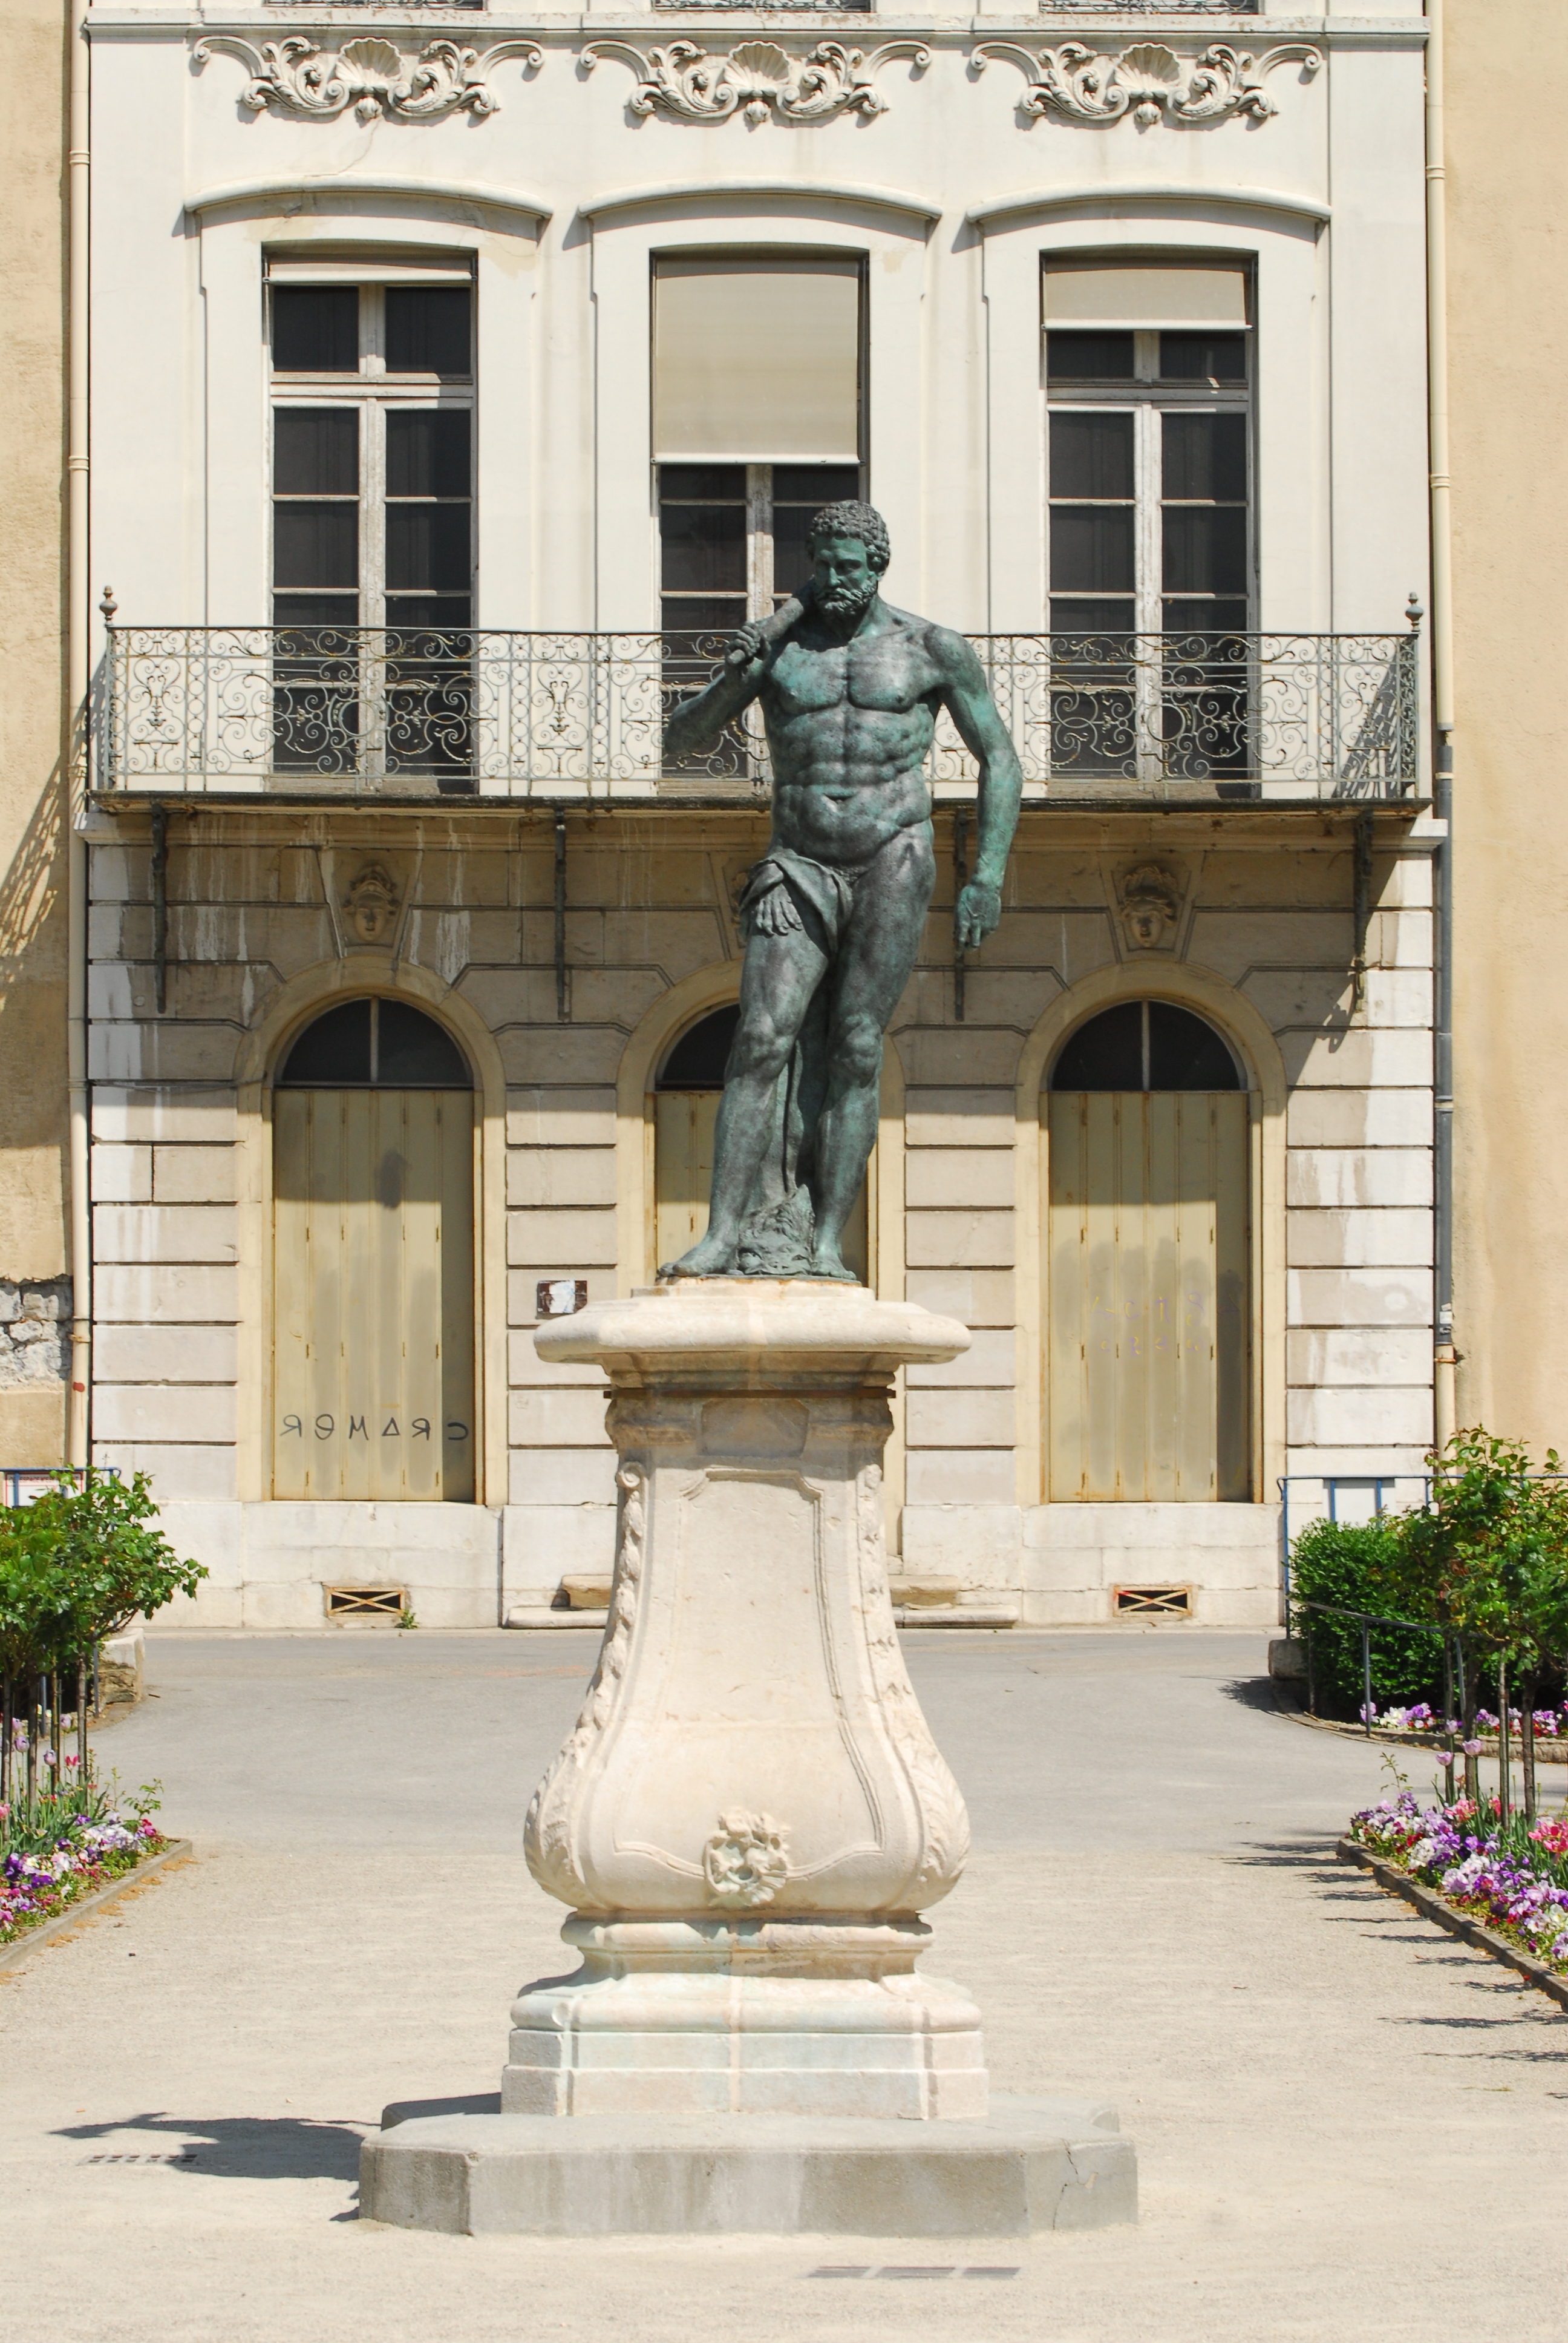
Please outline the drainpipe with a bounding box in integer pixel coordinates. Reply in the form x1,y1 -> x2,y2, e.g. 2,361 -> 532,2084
1425,0 -> 1457,1453
65,3 -> 91,1468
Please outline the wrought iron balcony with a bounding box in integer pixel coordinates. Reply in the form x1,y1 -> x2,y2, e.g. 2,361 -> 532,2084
97,623 -> 1420,804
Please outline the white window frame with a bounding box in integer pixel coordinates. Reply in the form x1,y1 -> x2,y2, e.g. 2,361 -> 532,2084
267,280 -> 477,632
1045,329 -> 1255,641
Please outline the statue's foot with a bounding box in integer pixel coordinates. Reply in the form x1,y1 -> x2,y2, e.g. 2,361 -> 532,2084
806,1242 -> 860,1285
659,1228 -> 739,1280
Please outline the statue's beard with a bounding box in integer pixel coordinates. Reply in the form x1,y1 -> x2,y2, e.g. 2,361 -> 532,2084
815,575 -> 879,621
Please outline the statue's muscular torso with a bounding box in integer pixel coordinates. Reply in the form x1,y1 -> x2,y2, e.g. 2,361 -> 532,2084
760,602 -> 955,868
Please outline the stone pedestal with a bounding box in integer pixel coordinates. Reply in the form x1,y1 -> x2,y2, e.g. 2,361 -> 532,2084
360,1280 -> 1137,2235
510,1280 -> 985,2121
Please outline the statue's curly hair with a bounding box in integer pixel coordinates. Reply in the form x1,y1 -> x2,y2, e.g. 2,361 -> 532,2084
806,499 -> 890,572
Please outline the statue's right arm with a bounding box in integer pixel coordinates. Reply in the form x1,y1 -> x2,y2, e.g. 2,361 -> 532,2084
662,636 -> 766,760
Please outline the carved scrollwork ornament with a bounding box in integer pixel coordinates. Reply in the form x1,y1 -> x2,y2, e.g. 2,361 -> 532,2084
972,39 -> 1321,128
523,1461 -> 646,1906
582,37 -> 930,126
192,33 -> 543,123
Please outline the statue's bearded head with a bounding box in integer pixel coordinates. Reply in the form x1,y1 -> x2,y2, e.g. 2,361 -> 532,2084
808,500 -> 889,619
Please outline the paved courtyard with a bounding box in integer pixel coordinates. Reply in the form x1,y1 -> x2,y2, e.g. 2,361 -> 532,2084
3,1627 -> 1566,2341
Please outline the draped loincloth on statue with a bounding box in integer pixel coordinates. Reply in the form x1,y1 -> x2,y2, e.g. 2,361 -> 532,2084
725,845 -> 886,1277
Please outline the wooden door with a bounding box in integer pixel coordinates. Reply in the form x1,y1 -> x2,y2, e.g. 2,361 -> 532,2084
654,1089 -> 870,1283
273,1088 -> 475,1499
1047,1090 -> 1249,1501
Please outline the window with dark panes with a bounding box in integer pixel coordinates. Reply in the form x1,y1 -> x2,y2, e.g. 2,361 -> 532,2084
652,257 -> 863,776
1043,261 -> 1253,784
657,461 -> 863,647
269,264 -> 475,788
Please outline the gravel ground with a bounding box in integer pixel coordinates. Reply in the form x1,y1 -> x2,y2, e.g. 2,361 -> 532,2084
2,1627 -> 1564,2342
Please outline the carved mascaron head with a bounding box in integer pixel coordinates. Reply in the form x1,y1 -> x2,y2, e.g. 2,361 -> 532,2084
342,862 -> 402,946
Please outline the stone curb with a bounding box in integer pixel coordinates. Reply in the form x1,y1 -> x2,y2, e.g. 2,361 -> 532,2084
1290,1713 -> 1568,1763
0,1839 -> 194,1976
1336,1837 -> 1568,2014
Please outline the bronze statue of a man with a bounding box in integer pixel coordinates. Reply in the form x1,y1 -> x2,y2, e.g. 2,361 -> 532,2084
661,499 -> 1023,1282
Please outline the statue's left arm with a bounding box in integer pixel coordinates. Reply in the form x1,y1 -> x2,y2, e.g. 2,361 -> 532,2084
930,629 -> 1024,948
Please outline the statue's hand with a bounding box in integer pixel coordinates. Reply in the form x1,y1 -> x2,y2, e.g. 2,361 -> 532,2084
955,880 -> 1002,950
748,882 -> 802,937
725,619 -> 768,672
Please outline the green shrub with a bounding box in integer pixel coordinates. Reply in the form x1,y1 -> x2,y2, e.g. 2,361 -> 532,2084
0,1469 -> 205,1683
1289,1515 -> 1446,1720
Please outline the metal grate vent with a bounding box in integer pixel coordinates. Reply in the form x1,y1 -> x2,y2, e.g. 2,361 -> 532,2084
1113,1584 -> 1193,1619
324,1585 -> 407,1622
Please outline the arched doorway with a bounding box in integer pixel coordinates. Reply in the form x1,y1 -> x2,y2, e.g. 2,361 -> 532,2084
1045,1000 -> 1250,1502
653,1004 -> 869,1283
272,996 -> 475,1501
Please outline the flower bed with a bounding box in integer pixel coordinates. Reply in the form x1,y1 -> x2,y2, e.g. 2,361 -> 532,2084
1350,1790 -> 1568,1974
0,1813 -> 167,1946
1361,1702 -> 1568,1745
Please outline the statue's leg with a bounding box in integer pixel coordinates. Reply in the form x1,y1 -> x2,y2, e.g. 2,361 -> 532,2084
808,824 -> 935,1279
662,918 -> 829,1277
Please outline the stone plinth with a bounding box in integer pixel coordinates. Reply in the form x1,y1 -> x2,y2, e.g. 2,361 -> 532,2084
360,2096 -> 1137,2237
511,1280 -> 985,2122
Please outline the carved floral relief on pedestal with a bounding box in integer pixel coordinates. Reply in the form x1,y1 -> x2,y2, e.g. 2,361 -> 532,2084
972,39 -> 1322,127
192,33 -> 543,122
702,1811 -> 791,1907
581,38 -> 930,126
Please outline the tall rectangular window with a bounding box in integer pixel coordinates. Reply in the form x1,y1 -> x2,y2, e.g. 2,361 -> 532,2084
653,257 -> 864,778
268,259 -> 475,787
1044,260 -> 1253,783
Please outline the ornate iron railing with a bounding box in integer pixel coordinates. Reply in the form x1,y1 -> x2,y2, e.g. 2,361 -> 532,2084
97,623 -> 1419,801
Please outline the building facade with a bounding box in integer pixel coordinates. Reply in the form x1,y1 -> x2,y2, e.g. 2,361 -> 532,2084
1443,0 -> 1566,1465
0,3 -> 73,1469
80,0 -> 1438,1628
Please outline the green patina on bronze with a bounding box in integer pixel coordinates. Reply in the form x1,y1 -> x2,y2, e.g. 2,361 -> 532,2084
660,499 -> 1023,1283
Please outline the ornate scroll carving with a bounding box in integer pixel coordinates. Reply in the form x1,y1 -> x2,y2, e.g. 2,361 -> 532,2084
193,33 -> 543,123
524,1461 -> 645,1906
702,1811 -> 791,1907
972,39 -> 1321,128
582,38 -> 930,126
855,1463 -> 970,1903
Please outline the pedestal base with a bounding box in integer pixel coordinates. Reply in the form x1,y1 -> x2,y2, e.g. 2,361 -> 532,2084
360,2094 -> 1137,2237
504,1916 -> 987,2119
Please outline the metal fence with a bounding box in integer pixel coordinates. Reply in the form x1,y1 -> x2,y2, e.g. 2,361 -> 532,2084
97,623 -> 1420,801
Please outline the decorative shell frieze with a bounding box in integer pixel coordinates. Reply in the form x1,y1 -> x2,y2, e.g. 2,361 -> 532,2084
192,33 -> 543,123
581,37 -> 930,126
972,39 -> 1322,128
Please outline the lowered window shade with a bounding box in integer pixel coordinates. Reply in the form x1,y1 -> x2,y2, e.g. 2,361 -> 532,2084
1044,262 -> 1249,331
267,249 -> 475,286
653,257 -> 861,462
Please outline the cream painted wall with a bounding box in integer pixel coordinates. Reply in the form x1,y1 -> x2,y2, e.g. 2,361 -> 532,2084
0,1 -> 70,1461
1446,0 -> 1568,1455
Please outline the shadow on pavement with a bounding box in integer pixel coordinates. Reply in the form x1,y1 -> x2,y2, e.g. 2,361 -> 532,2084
1224,1837 -> 1340,1868
55,2111 -> 365,2180
1218,1677 -> 1299,1717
